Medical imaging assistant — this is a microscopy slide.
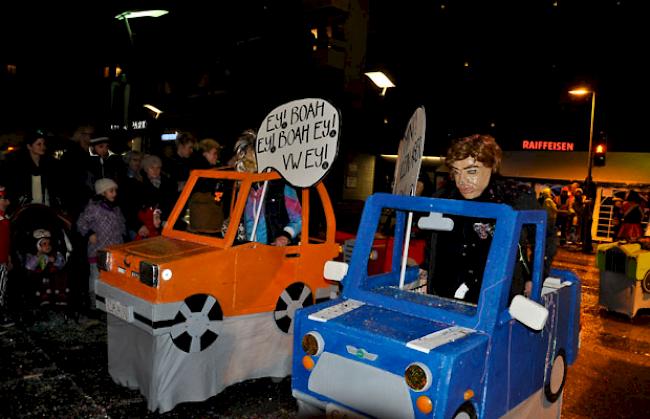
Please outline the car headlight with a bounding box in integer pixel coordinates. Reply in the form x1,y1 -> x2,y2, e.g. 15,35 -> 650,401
405,362 -> 432,392
97,250 -> 112,271
139,261 -> 160,287
301,331 -> 324,356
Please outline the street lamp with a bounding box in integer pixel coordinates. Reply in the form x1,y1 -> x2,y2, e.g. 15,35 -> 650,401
143,104 -> 164,119
365,71 -> 395,96
115,9 -> 169,46
568,87 -> 596,179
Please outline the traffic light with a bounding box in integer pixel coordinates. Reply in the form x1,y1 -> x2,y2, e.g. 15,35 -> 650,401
593,143 -> 606,166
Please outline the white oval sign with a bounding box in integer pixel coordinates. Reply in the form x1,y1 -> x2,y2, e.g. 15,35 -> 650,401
393,106 -> 426,195
256,98 -> 340,188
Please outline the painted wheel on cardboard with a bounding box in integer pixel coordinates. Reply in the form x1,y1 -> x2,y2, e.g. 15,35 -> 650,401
170,294 -> 223,353
642,271 -> 650,293
544,349 -> 567,403
452,402 -> 477,419
274,282 -> 314,334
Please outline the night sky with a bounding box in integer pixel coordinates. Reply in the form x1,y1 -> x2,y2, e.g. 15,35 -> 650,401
1,0 -> 647,154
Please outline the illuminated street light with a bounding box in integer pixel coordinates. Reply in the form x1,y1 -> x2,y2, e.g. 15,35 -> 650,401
115,9 -> 169,46
115,10 -> 169,20
569,87 -> 596,179
365,71 -> 395,96
143,104 -> 164,119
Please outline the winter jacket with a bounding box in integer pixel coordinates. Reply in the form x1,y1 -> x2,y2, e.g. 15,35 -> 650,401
76,196 -> 126,262
244,181 -> 302,244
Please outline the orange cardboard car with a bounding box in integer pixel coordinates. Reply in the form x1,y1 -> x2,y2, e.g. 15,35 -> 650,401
95,169 -> 339,353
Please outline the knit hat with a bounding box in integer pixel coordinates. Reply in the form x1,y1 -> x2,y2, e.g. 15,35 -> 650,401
95,178 -> 118,195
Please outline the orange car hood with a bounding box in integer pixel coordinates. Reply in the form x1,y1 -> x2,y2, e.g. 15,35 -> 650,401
113,236 -> 216,262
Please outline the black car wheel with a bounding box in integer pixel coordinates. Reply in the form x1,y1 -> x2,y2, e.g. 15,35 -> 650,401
274,282 -> 314,333
642,271 -> 650,293
544,349 -> 567,403
170,294 -> 223,353
452,402 -> 477,419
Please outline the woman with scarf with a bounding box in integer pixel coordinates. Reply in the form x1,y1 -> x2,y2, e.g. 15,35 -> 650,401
1,129 -> 63,211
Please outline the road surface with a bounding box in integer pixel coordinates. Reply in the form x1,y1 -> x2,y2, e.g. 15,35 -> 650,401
1,247 -> 649,418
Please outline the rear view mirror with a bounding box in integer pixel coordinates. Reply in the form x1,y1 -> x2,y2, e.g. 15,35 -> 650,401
418,212 -> 454,231
324,261 -> 348,282
509,295 -> 548,331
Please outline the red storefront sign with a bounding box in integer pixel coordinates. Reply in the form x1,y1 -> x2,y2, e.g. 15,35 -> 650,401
522,140 -> 575,151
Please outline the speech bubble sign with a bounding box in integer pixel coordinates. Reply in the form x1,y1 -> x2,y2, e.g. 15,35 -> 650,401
392,106 -> 426,195
255,98 -> 340,188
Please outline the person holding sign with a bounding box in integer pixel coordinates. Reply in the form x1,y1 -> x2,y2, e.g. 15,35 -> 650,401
233,130 -> 302,246
423,134 -> 546,304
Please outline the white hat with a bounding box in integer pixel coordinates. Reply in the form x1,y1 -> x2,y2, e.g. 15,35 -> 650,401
33,228 -> 51,239
95,178 -> 118,195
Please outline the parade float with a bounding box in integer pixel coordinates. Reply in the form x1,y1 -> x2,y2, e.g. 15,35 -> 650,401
94,98 -> 341,412
291,107 -> 581,418
596,239 -> 650,318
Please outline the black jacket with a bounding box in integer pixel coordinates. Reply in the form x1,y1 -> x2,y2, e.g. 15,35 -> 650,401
424,177 -> 546,304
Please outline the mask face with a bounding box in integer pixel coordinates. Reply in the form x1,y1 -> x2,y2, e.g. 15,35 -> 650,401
449,157 -> 492,200
236,147 -> 257,173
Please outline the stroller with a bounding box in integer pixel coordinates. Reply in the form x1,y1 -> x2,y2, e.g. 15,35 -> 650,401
10,204 -> 85,321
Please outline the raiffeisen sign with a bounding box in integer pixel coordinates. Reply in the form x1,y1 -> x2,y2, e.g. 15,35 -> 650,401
522,140 -> 575,151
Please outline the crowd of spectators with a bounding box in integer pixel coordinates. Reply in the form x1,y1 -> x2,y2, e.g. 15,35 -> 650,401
0,125 -> 226,324
538,180 -> 649,253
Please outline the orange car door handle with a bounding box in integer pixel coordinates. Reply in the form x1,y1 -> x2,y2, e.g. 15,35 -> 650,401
285,253 -> 300,258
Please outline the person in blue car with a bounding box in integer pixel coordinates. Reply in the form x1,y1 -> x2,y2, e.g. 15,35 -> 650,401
423,134 -> 550,304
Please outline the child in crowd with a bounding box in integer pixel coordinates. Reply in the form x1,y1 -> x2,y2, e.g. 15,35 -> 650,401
76,178 -> 126,308
135,207 -> 162,240
25,229 -> 66,272
0,186 -> 12,324
25,229 -> 67,306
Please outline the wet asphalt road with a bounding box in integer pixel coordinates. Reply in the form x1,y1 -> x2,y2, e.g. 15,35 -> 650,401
1,247 -> 649,418
554,247 -> 650,419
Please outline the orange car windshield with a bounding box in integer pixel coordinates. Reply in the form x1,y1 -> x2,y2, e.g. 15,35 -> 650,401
171,177 -> 241,240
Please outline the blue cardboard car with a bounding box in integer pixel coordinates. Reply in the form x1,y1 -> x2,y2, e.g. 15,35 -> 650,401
292,193 -> 580,418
